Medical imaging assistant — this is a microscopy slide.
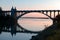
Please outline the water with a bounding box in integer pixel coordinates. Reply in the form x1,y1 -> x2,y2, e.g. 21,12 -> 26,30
18,18 -> 53,31
0,32 -> 37,40
0,18 -> 53,40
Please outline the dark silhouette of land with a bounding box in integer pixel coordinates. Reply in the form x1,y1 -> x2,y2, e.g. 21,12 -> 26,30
30,14 -> 60,40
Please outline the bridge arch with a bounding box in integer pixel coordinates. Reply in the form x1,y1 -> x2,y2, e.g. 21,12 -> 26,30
18,12 -> 53,31
17,12 -> 53,20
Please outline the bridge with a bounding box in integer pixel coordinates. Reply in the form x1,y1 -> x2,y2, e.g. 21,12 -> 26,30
0,7 -> 60,35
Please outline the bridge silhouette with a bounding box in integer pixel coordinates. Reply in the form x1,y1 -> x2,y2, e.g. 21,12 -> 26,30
0,7 -> 60,35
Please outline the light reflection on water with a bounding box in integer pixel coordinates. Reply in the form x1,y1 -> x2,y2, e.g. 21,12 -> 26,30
18,18 -> 53,31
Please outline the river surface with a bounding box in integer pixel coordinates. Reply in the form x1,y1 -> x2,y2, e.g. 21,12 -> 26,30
0,18 -> 53,40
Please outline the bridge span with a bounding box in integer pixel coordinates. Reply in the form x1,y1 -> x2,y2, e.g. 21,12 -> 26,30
0,7 -> 60,35
1,9 -> 60,19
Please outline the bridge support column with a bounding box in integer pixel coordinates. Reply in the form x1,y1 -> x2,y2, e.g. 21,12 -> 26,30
50,11 -> 52,18
41,11 -> 44,14
58,11 -> 59,15
46,11 -> 48,15
50,11 -> 51,17
54,11 -> 55,18
11,7 -> 17,36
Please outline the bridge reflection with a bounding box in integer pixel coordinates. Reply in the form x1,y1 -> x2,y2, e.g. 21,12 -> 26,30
0,23 -> 39,36
0,14 -> 39,36
0,17 -> 39,36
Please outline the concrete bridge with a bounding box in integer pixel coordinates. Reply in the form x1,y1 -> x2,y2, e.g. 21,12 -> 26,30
1,7 -> 60,20
0,7 -> 60,35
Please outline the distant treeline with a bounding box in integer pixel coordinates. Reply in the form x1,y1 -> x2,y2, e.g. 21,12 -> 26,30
21,17 -> 49,19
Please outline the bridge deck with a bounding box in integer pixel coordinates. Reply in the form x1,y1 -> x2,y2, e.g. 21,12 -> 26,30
2,10 -> 60,13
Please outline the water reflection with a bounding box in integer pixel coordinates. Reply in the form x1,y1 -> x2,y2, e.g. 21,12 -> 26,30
18,18 -> 53,31
0,18 -> 39,36
0,14 -> 17,36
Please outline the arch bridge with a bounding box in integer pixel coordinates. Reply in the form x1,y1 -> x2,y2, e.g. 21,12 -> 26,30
0,7 -> 60,35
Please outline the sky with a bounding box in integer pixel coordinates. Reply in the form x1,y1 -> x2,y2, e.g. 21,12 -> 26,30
0,0 -> 60,10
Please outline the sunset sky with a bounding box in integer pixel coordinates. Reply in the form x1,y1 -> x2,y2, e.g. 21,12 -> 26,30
0,0 -> 60,17
0,0 -> 60,10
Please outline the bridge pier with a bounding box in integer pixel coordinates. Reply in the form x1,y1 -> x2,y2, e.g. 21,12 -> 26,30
54,11 -> 55,18
58,11 -> 59,15
50,11 -> 52,18
11,7 -> 17,35
46,11 -> 48,15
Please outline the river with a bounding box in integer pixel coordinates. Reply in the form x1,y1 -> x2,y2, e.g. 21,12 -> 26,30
0,18 -> 53,40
